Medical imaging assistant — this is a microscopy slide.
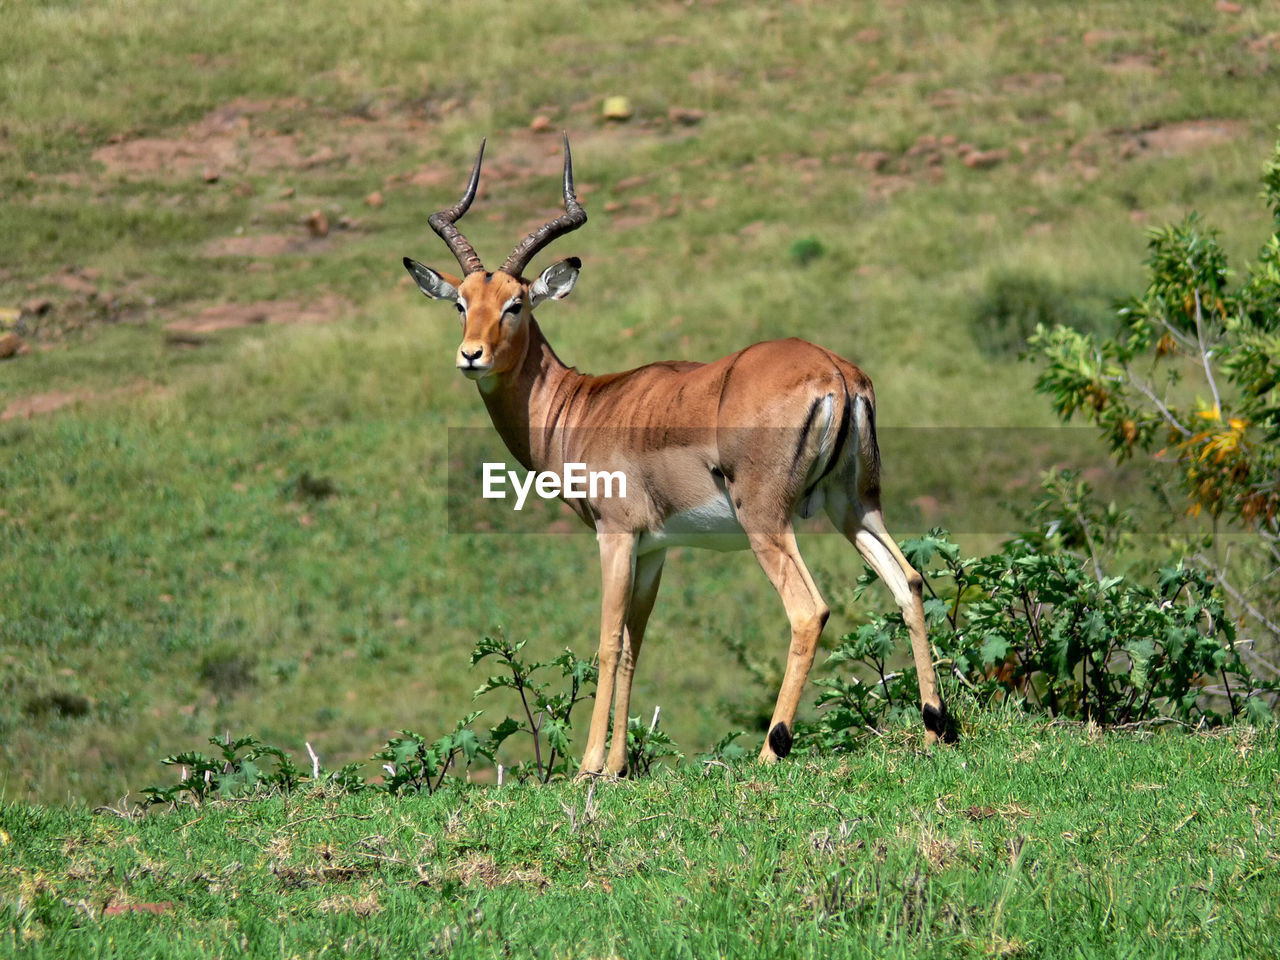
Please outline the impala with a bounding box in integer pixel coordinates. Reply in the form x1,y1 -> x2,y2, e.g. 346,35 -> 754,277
403,136 -> 954,775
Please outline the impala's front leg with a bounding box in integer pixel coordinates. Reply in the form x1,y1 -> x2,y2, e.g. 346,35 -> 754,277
579,530 -> 637,776
605,549 -> 666,776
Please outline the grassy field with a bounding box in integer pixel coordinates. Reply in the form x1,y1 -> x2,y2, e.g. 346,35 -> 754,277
4,0 -> 1280,805
3,711 -> 1278,958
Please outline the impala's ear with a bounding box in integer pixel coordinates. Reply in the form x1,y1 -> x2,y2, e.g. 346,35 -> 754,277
403,257 -> 461,302
529,256 -> 581,307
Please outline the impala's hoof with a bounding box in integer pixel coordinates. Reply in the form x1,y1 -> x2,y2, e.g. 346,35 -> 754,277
923,702 -> 958,744
767,722 -> 794,759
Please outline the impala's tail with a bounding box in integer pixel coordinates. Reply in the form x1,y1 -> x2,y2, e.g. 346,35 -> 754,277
850,391 -> 883,506
797,380 -> 882,516
795,391 -> 850,518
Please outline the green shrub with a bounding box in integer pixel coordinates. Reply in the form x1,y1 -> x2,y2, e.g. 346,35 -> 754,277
142,634 -> 602,806
970,269 -> 1115,356
809,523 -> 1276,753
1030,140 -> 1280,673
789,236 -> 826,266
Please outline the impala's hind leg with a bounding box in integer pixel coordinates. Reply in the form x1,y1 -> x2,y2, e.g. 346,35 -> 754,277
745,525 -> 830,762
842,506 -> 954,745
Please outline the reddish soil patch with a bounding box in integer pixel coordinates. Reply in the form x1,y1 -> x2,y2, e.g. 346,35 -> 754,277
999,72 -> 1065,93
1,382 -> 162,422
202,233 -> 319,258
0,390 -> 86,421
1115,119 -> 1246,159
93,97 -> 429,182
1131,119 -> 1245,154
387,164 -> 455,191
93,98 -> 308,181
1082,29 -> 1129,48
1103,54 -> 1160,75
164,294 -> 350,335
1248,32 -> 1280,54
388,122 -> 695,203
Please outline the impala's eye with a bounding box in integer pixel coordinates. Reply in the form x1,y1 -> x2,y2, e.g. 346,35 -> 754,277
455,302 -> 465,317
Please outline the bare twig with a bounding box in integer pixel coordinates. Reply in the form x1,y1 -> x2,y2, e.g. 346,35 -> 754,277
1152,312 -> 1198,353
1192,288 -> 1223,416
305,742 -> 321,780
1196,554 -> 1280,651
93,794 -> 143,821
1074,504 -> 1105,582
1126,367 -> 1191,437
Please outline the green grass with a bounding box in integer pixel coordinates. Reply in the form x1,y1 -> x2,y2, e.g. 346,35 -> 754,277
4,0 -> 1280,804
3,713 -> 1278,958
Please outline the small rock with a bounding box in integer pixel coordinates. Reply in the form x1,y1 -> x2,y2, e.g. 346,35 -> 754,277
855,151 -> 893,173
529,114 -> 554,133
963,149 -> 1008,169
50,270 -> 97,297
304,146 -> 336,168
364,191 -> 384,208
907,134 -> 938,156
602,96 -> 632,122
615,175 -> 651,192
281,186 -> 296,199
668,107 -> 705,126
1215,0 -> 1242,12
305,210 -> 330,238
203,166 -> 220,184
0,332 -> 24,359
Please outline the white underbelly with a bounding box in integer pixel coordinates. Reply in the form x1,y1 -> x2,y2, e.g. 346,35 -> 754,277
633,481 -> 831,555
637,491 -> 749,554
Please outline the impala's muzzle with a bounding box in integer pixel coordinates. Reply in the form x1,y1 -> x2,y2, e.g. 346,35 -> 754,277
456,342 -> 492,378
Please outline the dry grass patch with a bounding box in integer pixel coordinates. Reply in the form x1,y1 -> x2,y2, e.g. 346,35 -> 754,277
315,889 -> 381,917
449,851 -> 549,890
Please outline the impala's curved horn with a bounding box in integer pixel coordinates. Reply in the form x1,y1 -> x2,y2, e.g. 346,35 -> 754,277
428,139 -> 487,276
500,132 -> 587,278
